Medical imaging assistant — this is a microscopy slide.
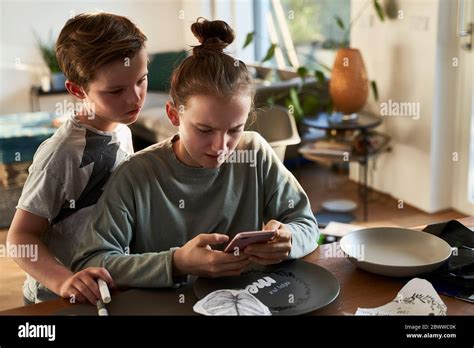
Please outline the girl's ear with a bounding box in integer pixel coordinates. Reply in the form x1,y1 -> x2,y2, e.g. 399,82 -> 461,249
65,80 -> 86,99
166,101 -> 180,127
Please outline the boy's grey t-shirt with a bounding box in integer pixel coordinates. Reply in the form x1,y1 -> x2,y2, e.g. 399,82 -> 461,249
17,115 -> 134,303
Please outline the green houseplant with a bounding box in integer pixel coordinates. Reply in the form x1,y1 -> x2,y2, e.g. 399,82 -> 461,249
36,31 -> 66,91
243,0 -> 386,124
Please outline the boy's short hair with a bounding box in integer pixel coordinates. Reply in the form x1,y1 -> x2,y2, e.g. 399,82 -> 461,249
56,12 -> 147,90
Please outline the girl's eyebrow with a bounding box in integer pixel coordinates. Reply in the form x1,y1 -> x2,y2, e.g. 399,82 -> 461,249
196,123 -> 245,130
106,72 -> 148,89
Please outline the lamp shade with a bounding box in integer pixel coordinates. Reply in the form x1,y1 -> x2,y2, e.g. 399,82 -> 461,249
329,48 -> 369,114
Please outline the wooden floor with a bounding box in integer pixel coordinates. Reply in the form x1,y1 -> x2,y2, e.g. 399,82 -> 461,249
294,162 -> 466,228
0,162 -> 466,311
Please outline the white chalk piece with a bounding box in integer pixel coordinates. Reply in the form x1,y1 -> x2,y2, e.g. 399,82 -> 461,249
98,279 -> 111,303
96,300 -> 108,316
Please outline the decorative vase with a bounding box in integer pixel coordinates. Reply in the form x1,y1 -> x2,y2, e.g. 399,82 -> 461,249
329,48 -> 369,115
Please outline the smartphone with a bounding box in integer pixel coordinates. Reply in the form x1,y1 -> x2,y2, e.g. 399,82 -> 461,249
224,230 -> 277,253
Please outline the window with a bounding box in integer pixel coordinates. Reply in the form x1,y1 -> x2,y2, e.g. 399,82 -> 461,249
252,0 -> 351,70
280,0 -> 350,68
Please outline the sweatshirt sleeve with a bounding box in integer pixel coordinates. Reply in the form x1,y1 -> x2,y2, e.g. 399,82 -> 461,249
256,133 -> 319,259
71,161 -> 186,288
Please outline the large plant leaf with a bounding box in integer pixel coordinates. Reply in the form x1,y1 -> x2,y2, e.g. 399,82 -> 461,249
261,44 -> 277,63
315,70 -> 326,85
373,0 -> 385,22
335,15 -> 345,31
297,66 -> 309,79
243,32 -> 255,49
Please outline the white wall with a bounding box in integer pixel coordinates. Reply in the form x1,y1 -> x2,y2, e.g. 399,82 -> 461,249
0,0 -> 187,114
180,0 -> 211,47
349,0 -> 473,215
0,0 -> 256,114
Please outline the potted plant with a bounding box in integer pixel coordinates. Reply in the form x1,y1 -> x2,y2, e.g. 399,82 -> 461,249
242,0 -> 387,123
329,0 -> 385,118
36,31 -> 66,91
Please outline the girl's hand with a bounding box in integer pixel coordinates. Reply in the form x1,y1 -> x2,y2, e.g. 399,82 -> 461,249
172,233 -> 251,278
244,220 -> 292,265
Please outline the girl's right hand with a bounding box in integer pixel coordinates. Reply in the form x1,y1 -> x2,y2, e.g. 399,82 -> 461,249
58,267 -> 116,304
172,233 -> 250,278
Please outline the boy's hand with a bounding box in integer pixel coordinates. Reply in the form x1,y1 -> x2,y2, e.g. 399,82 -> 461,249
244,220 -> 292,265
59,267 -> 116,305
172,233 -> 250,278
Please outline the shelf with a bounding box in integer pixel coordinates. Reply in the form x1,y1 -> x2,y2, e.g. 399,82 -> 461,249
303,111 -> 382,131
298,132 -> 391,163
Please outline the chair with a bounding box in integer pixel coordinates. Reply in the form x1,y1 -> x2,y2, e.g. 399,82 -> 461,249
246,105 -> 301,162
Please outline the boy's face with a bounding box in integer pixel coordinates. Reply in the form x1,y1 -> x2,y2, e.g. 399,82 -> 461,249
72,47 -> 148,130
167,94 -> 252,168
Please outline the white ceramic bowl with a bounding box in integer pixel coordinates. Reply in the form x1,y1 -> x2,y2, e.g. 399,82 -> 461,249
340,227 -> 453,277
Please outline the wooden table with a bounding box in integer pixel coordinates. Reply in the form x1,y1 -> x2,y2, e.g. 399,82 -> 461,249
2,217 -> 473,315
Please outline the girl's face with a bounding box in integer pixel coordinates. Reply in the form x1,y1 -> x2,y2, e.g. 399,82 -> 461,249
167,94 -> 252,168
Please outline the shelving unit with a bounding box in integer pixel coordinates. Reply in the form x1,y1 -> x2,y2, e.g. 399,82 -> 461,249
300,111 -> 391,221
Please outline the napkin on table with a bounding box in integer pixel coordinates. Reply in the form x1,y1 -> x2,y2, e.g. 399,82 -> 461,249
355,278 -> 447,315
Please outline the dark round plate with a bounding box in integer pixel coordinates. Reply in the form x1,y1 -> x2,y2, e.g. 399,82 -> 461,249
194,260 -> 340,315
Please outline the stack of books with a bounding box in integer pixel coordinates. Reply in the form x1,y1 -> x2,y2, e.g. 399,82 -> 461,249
299,139 -> 352,157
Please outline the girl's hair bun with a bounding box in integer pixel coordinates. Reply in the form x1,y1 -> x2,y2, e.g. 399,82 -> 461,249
191,17 -> 235,54
169,16 -> 255,107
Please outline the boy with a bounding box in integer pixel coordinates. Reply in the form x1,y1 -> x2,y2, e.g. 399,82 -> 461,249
7,12 -> 148,304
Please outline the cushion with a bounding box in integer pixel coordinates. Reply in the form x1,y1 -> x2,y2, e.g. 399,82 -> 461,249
0,112 -> 57,164
147,50 -> 188,92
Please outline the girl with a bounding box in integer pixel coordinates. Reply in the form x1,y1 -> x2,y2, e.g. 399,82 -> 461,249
72,18 -> 319,287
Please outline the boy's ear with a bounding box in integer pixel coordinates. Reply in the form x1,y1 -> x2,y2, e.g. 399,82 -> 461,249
65,80 -> 86,99
166,101 -> 180,127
